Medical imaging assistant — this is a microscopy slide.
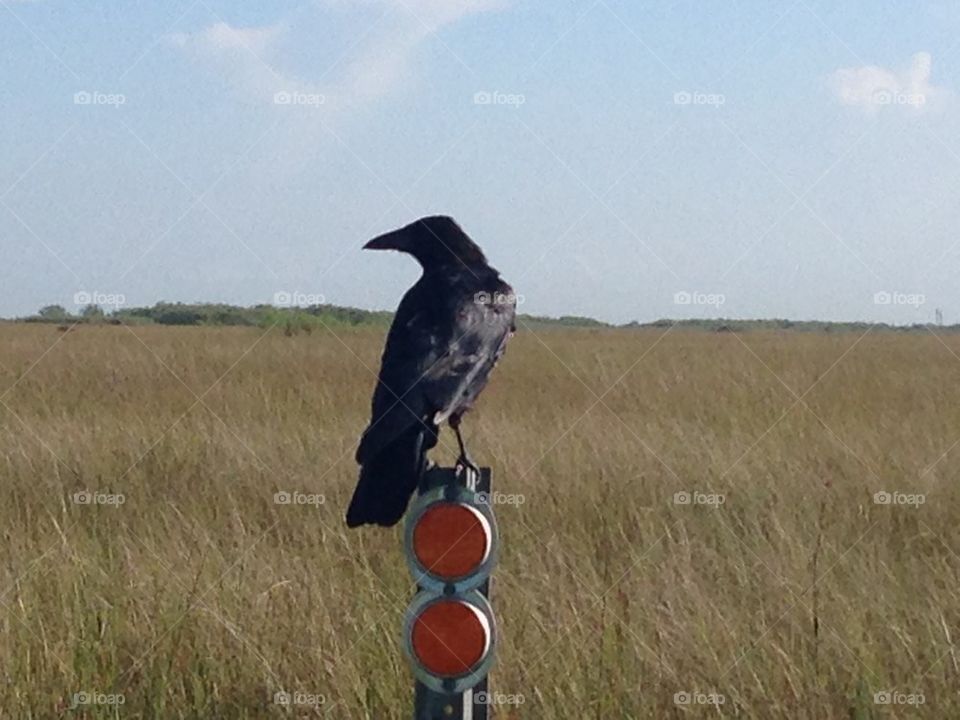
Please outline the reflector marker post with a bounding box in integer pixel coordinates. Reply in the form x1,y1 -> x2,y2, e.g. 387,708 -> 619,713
406,465 -> 495,720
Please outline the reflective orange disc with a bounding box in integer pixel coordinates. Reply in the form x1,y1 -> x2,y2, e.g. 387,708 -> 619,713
411,599 -> 490,677
412,503 -> 490,579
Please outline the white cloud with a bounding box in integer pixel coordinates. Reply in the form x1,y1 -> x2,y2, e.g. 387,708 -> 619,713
379,0 -> 505,27
169,1 -> 505,109
323,0 -> 504,27
342,0 -> 505,102
169,22 -> 282,54
168,22 -> 297,101
829,52 -> 946,112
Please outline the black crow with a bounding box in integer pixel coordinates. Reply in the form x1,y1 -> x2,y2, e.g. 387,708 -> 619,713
346,216 -> 516,528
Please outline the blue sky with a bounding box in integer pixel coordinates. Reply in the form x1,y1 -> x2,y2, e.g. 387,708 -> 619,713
3,0 -> 960,324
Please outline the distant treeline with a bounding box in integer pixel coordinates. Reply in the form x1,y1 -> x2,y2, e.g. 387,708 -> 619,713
11,302 -> 954,334
19,302 -> 392,333
15,302 -> 610,332
630,318 -> 957,334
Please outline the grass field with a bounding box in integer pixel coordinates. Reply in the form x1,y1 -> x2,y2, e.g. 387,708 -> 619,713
1,322 -> 959,718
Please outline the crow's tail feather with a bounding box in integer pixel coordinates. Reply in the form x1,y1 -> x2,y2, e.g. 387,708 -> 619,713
346,424 -> 435,528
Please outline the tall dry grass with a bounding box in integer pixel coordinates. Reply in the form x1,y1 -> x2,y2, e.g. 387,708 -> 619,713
0,322 -> 958,718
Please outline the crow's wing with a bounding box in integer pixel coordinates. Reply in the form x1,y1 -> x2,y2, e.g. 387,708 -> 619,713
355,286 -> 443,465
422,285 -> 515,425
356,278 -> 514,465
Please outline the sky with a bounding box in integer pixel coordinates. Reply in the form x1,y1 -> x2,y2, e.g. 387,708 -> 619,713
3,0 -> 960,325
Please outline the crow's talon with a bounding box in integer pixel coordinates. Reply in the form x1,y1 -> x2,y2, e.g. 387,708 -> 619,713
456,453 -> 479,476
453,423 -> 479,479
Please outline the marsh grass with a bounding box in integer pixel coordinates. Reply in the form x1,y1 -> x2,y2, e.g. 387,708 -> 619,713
1,323 -> 958,717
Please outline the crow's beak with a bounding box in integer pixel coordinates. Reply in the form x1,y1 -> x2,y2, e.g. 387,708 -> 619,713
363,228 -> 406,251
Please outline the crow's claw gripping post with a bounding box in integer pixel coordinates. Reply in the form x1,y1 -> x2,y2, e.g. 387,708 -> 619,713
453,422 -> 479,482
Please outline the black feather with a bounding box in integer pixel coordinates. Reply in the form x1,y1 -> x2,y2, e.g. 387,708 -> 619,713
346,216 -> 515,528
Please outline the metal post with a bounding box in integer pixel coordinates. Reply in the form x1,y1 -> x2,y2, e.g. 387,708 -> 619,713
412,466 -> 492,720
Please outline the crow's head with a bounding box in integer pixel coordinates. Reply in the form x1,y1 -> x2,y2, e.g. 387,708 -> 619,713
364,216 -> 487,268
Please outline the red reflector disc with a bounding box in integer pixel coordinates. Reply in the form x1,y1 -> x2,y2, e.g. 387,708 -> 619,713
411,599 -> 490,677
412,503 -> 490,580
